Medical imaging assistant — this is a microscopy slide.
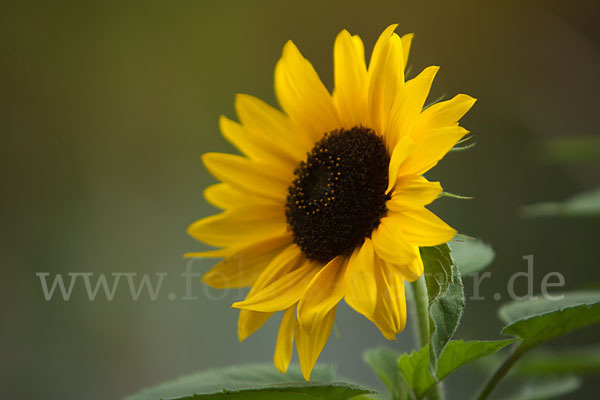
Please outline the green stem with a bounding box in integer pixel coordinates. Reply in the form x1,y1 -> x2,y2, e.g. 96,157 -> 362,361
410,277 -> 444,400
475,344 -> 527,400
411,277 -> 430,348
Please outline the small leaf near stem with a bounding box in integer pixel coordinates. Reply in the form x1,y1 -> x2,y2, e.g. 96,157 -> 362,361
399,340 -> 517,398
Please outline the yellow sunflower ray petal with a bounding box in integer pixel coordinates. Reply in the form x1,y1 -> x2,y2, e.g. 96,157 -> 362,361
386,65 -> 440,149
238,309 -> 273,342
202,152 -> 292,201
401,33 -> 414,70
232,261 -> 317,312
393,207 -> 457,247
235,94 -> 312,159
344,238 -> 377,319
369,24 -> 398,69
399,126 -> 469,176
387,176 -> 442,211
199,234 -> 293,289
204,183 -> 278,210
297,256 -> 347,334
202,254 -> 272,289
407,250 -> 425,282
186,206 -> 286,247
368,24 -> 404,134
367,257 -> 399,340
274,305 -> 296,374
387,136 -> 416,194
371,216 -> 416,266
183,232 -> 290,259
250,245 -> 304,292
275,41 -> 341,141
381,262 -> 408,333
219,115 -> 295,167
333,29 -> 369,128
296,306 -> 337,381
237,245 -> 304,341
386,246 -> 424,283
412,94 -> 477,140
366,258 -> 409,339
184,248 -> 230,259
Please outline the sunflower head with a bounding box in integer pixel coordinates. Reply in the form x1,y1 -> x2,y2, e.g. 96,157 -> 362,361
187,24 -> 475,381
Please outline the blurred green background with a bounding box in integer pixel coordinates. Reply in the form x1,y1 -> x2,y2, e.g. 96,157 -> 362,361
1,0 -> 599,398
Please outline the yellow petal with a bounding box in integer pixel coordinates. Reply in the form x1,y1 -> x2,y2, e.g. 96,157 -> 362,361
251,245 -> 304,291
344,238 -> 378,319
412,94 -> 477,141
401,33 -> 414,70
385,245 -> 424,283
367,256 -> 399,339
381,261 -> 408,332
386,66 -> 439,150
275,41 -> 341,141
235,94 -> 313,160
403,247 -> 425,282
200,234 -> 292,289
399,126 -> 468,176
371,216 -> 416,265
184,235 -> 286,259
238,309 -> 273,342
393,207 -> 457,247
274,305 -> 296,373
296,306 -> 336,381
202,152 -> 292,202
236,245 -> 303,341
370,25 -> 398,70
297,256 -> 347,334
387,136 -> 416,193
219,115 -> 296,168
186,205 -> 286,247
183,248 -> 229,259
387,176 -> 442,212
368,24 -> 404,134
204,183 -> 277,210
333,29 -> 369,128
367,257 -> 408,339
232,261 -> 317,312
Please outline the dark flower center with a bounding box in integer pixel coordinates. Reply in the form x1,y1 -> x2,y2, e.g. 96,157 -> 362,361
285,126 -> 390,263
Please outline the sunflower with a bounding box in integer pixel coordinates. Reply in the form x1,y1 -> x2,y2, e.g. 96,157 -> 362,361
186,24 -> 475,380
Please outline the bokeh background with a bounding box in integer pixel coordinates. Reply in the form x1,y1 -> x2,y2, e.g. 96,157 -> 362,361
2,0 -> 599,398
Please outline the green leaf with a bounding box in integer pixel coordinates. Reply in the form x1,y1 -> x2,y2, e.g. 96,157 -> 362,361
428,262 -> 465,372
448,235 -> 495,275
123,363 -> 341,400
521,186 -> 600,218
175,383 -> 373,400
421,244 -> 466,372
398,340 -> 516,397
497,375 -> 582,400
363,347 -> 407,400
499,291 -> 600,349
514,346 -> 600,376
420,245 -> 452,304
